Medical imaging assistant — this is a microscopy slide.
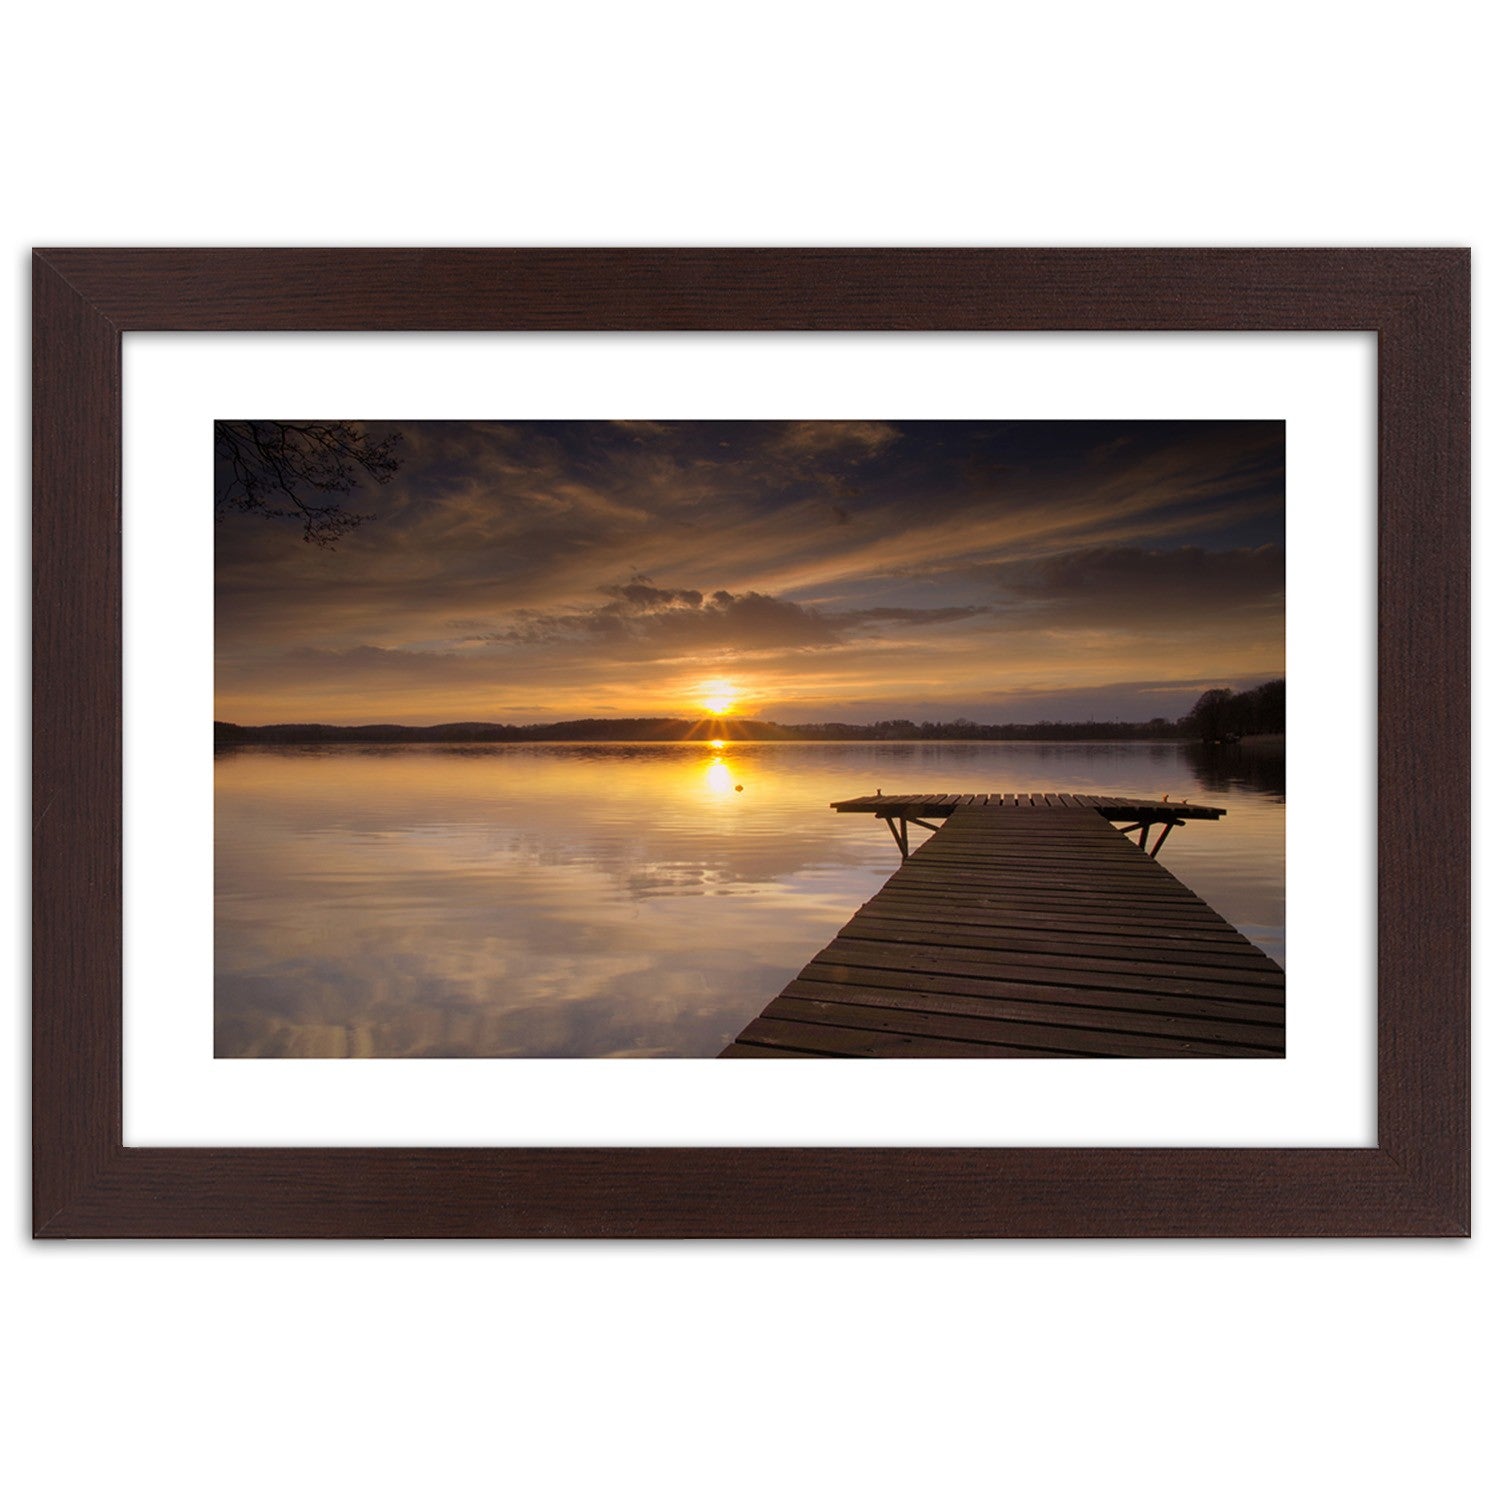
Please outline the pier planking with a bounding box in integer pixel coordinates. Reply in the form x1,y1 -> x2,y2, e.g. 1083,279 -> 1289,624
722,795 -> 1283,1059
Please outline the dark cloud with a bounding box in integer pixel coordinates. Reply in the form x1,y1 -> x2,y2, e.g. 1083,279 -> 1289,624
602,582 -> 706,612
989,545 -> 1284,625
769,420 -> 900,460
285,644 -> 457,671
474,585 -> 994,659
842,605 -> 992,629
486,585 -> 842,654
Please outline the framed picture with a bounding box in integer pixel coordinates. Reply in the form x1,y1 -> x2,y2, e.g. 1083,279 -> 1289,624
32,248 -> 1468,1237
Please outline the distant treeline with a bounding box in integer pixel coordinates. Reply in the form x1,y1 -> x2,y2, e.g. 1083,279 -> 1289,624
215,681 -> 1284,746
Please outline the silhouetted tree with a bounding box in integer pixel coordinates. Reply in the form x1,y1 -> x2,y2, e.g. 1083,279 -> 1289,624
1248,677 -> 1285,730
214,420 -> 403,545
1182,680 -> 1285,740
1184,688 -> 1237,741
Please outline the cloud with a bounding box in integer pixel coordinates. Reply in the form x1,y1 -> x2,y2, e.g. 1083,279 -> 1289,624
488,584 -> 842,654
473,582 -> 994,659
215,420 -> 1285,724
217,420 -> 1280,655
283,643 -> 458,671
988,545 -> 1284,626
769,420 -> 900,460
841,605 -> 991,629
602,581 -> 705,612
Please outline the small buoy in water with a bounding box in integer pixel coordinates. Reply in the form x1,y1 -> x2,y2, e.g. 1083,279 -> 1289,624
734,784 -> 744,792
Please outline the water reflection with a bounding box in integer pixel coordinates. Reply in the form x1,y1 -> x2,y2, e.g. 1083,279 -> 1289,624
704,756 -> 735,797
1184,736 -> 1287,797
216,740 -> 1285,1058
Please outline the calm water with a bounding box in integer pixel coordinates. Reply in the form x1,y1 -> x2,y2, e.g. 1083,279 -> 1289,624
215,740 -> 1285,1058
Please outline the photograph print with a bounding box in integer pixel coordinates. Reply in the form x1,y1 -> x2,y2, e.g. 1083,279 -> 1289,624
214,418 -> 1286,1059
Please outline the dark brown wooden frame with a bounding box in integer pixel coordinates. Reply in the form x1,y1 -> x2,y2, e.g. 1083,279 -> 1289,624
33,249 -> 1469,1238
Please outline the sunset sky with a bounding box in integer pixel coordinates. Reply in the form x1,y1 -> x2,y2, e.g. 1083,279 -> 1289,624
214,419 -> 1285,726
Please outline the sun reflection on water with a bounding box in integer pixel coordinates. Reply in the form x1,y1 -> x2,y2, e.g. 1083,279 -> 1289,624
702,746 -> 749,799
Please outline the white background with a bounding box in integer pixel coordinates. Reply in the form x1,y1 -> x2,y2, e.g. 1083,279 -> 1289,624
3,5 -> 1491,1499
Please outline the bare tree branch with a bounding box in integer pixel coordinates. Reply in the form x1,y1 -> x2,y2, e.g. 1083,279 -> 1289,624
214,420 -> 403,545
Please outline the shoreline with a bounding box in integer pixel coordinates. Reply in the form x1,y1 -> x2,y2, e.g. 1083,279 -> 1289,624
215,721 -> 1281,749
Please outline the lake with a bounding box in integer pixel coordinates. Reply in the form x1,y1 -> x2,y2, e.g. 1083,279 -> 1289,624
215,739 -> 1285,1058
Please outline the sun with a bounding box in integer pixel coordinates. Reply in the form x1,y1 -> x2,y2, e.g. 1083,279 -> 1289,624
700,681 -> 738,717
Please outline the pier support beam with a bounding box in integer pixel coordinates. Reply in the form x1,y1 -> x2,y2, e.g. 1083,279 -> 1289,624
1114,816 -> 1185,859
835,794 -> 1221,865
878,813 -> 945,860
880,815 -> 909,859
1149,818 -> 1185,857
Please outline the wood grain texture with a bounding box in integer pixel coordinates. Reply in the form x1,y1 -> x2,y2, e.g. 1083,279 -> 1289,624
30,248 -> 1469,1237
30,247 -> 1465,333
33,257 -> 122,1231
725,804 -> 1284,1058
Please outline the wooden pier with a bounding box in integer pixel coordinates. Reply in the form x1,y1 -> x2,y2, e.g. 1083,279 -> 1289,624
722,793 -> 1284,1059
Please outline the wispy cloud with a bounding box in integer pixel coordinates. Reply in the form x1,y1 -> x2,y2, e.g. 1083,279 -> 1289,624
769,420 -> 901,460
987,544 -> 1285,625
